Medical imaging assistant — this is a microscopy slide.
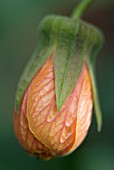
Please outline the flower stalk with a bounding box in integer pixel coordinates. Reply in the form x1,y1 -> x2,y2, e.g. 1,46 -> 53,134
72,0 -> 95,19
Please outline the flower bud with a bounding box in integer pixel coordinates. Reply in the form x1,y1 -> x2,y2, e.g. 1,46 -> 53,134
14,15 -> 104,160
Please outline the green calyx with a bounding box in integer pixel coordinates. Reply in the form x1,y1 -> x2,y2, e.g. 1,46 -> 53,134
15,15 -> 104,131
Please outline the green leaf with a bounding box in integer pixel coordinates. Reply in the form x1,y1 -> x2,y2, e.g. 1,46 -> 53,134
85,27 -> 104,132
53,18 -> 84,111
15,16 -> 55,111
53,17 -> 104,113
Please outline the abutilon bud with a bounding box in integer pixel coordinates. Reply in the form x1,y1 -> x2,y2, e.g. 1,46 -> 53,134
14,13 -> 104,160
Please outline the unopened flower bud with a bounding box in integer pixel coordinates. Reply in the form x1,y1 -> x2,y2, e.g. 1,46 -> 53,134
14,15 -> 104,160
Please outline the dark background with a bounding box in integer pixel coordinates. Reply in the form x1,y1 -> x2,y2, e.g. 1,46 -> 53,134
0,0 -> 114,170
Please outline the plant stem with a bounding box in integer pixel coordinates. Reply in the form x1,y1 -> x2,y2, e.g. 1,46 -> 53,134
71,0 -> 95,19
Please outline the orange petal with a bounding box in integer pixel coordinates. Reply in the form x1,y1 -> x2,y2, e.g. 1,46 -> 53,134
14,81 -> 52,160
66,64 -> 93,155
26,56 -> 93,156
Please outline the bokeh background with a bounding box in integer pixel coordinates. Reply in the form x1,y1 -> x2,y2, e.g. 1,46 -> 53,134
0,0 -> 114,170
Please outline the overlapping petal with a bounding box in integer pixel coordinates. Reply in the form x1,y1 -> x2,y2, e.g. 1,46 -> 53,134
14,56 -> 93,159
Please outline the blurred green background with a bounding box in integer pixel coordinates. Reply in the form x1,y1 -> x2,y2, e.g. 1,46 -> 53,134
0,0 -> 114,170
